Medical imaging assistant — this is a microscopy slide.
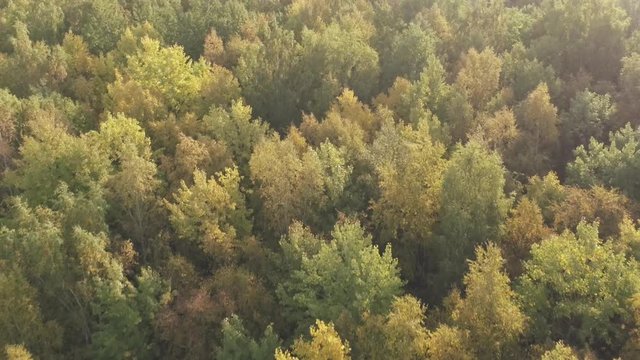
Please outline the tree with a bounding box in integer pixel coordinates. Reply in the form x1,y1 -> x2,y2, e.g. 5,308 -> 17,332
551,186 -> 632,240
540,342 -> 579,360
298,22 -> 380,117
501,43 -> 560,102
561,90 -> 615,153
0,271 -> 62,356
371,118 -> 446,281
379,22 -> 439,88
5,111 -> 110,208
233,22 -> 304,129
277,219 -> 403,332
90,267 -> 168,360
202,100 -> 270,175
501,198 -> 551,277
216,315 -> 280,360
0,0 -> 66,51
106,37 -> 211,121
427,325 -> 473,360
567,124 -> 640,201
90,114 -> 160,253
435,141 -> 511,296
277,320 -> 351,360
452,244 -> 527,359
0,89 -> 21,172
0,22 -> 67,97
250,133 -> 351,237
66,0 -> 129,53
530,0 -> 630,82
4,344 -> 35,360
517,222 -> 640,358
617,53 -> 640,127
471,108 -> 520,158
525,172 -> 566,225
512,83 -> 559,176
454,48 -> 503,111
165,167 -> 251,266
354,295 -> 429,360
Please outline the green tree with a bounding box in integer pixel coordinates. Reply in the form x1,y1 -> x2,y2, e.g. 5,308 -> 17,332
435,141 -> 511,296
379,22 -> 439,88
370,118 -> 446,281
276,320 -> 351,360
354,295 -> 429,360
202,100 -> 271,175
106,37 -> 211,121
0,22 -> 67,97
5,111 -> 110,208
561,90 -> 616,153
540,342 -> 579,360
530,0 -> 630,82
165,167 -> 251,266
502,43 -> 560,102
216,315 -> 280,360
452,244 -> 527,359
250,134 -> 351,237
454,47 -> 503,111
501,198 -> 551,277
278,219 -> 403,332
90,114 -> 160,254
0,271 -> 62,356
233,22 -> 304,129
567,124 -> 640,201
512,83 -> 559,176
298,22 -> 380,117
525,172 -> 567,225
518,222 -> 640,358
66,0 -> 129,53
617,53 -> 640,127
427,325 -> 473,360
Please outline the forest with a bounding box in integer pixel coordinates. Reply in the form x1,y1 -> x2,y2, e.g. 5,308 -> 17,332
1,0 -> 640,359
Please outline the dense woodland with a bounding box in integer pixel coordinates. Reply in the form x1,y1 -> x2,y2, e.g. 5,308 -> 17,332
2,0 -> 640,359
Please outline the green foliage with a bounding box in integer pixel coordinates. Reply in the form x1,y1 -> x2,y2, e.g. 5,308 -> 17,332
371,118 -> 446,280
518,222 -> 640,357
454,47 -> 503,111
67,0 -> 129,53
298,22 -> 380,117
166,167 -> 251,264
277,320 -> 351,360
540,342 -> 579,360
203,100 -> 271,174
278,219 -> 403,331
567,124 -> 640,201
379,22 -> 439,87
0,271 -> 62,355
531,0 -> 630,81
452,244 -> 527,359
5,113 -> 110,207
217,315 -> 280,360
562,90 -> 616,151
250,134 -> 351,236
2,0 -> 640,357
512,83 -> 559,176
354,295 -> 429,360
110,37 -> 210,117
435,141 -> 511,294
618,53 -> 640,127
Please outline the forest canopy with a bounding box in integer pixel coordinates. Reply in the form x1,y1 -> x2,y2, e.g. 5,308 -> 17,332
1,0 -> 640,359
